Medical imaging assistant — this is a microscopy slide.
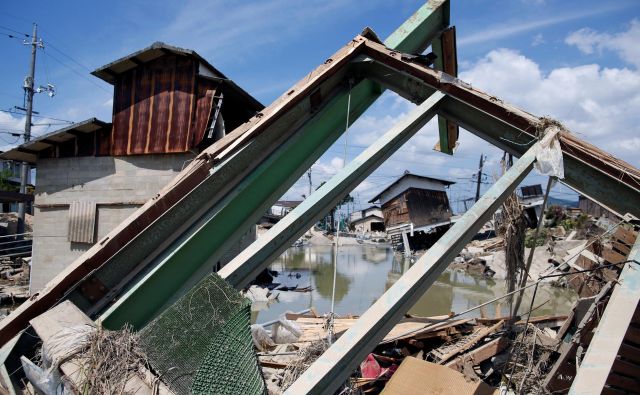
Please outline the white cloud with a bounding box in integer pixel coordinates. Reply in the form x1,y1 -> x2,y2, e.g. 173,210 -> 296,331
459,46 -> 640,167
566,19 -> 640,67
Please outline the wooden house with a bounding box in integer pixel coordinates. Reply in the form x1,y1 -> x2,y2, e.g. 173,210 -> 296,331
0,42 -> 262,291
369,171 -> 454,254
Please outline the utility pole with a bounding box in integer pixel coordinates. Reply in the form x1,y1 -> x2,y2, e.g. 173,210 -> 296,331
306,168 -> 312,236
474,153 -> 485,203
17,24 -> 42,235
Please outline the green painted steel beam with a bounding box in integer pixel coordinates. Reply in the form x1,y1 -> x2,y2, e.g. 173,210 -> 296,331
219,92 -> 445,289
570,236 -> 640,393
384,0 -> 450,53
286,132 -> 557,394
359,60 -> 640,218
99,1 -> 451,330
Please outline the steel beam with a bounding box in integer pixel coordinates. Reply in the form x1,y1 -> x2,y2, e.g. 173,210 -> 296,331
286,132 -> 557,394
0,2 -> 453,342
432,26 -> 459,154
569,237 -> 640,394
98,3 -> 453,330
219,92 -> 445,289
352,40 -> 640,218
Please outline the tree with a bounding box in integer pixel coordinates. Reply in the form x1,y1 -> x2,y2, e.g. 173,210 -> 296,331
0,170 -> 18,192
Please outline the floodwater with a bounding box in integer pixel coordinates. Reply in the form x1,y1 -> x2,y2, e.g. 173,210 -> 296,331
251,244 -> 578,324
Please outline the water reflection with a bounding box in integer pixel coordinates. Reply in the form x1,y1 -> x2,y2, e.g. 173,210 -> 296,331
254,245 -> 577,324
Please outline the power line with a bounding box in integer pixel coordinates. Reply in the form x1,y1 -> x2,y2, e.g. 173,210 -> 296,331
43,40 -> 92,73
0,24 -> 29,37
0,109 -> 74,124
42,50 -> 110,93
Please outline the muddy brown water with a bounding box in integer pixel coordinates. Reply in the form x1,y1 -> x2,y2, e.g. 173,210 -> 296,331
252,244 -> 577,324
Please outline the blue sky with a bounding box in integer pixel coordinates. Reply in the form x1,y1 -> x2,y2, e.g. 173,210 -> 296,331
1,1 -> 639,212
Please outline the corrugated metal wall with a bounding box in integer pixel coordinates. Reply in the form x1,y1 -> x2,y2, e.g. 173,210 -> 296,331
68,201 -> 97,244
111,55 -> 201,155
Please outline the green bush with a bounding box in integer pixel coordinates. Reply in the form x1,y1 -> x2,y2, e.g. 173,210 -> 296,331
525,228 -> 547,248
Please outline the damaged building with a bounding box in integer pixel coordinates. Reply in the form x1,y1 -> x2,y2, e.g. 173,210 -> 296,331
0,42 -> 263,291
369,171 -> 455,254
0,1 -> 638,394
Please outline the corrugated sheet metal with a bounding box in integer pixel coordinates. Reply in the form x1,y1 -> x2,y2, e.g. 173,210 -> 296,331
192,79 -> 220,147
68,201 -> 96,244
111,55 -> 198,155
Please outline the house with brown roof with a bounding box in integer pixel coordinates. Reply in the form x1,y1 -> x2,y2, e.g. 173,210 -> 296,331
1,42 -> 262,291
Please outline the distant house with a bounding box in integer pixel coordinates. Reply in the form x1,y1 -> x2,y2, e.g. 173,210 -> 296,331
578,195 -> 618,219
369,171 -> 454,254
349,206 -> 384,233
0,42 -> 263,291
518,184 -> 544,227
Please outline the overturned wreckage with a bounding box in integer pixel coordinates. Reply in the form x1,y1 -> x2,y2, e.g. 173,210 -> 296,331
1,0 -> 639,394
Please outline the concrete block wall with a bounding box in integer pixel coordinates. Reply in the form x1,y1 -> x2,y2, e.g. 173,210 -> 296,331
30,153 -> 195,291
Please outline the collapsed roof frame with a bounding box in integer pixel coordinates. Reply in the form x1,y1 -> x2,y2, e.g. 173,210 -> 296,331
0,0 -> 453,345
0,1 -> 637,391
100,34 -> 640,330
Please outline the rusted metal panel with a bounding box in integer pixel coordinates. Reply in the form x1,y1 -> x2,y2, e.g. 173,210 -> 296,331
67,201 -> 96,244
192,78 -> 220,147
147,56 -> 175,153
111,55 -> 197,155
406,188 -> 452,227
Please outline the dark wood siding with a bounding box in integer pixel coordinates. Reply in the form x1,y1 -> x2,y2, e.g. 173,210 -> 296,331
381,188 -> 452,228
381,195 -> 410,227
406,188 -> 452,227
578,196 -> 617,219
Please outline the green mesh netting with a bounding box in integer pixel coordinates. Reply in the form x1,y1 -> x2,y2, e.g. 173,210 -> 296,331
139,273 -> 266,394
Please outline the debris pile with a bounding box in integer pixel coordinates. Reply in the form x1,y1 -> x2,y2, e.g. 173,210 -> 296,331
0,256 -> 29,315
254,224 -> 638,394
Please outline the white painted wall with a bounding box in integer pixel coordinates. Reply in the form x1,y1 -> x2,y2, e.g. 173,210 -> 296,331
378,177 -> 448,206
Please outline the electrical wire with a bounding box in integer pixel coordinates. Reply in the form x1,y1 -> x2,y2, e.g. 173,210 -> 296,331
0,25 -> 29,37
42,50 -> 110,93
0,109 -> 74,124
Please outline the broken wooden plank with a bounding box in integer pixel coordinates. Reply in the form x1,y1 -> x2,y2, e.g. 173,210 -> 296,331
445,336 -> 509,372
436,321 -> 504,364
